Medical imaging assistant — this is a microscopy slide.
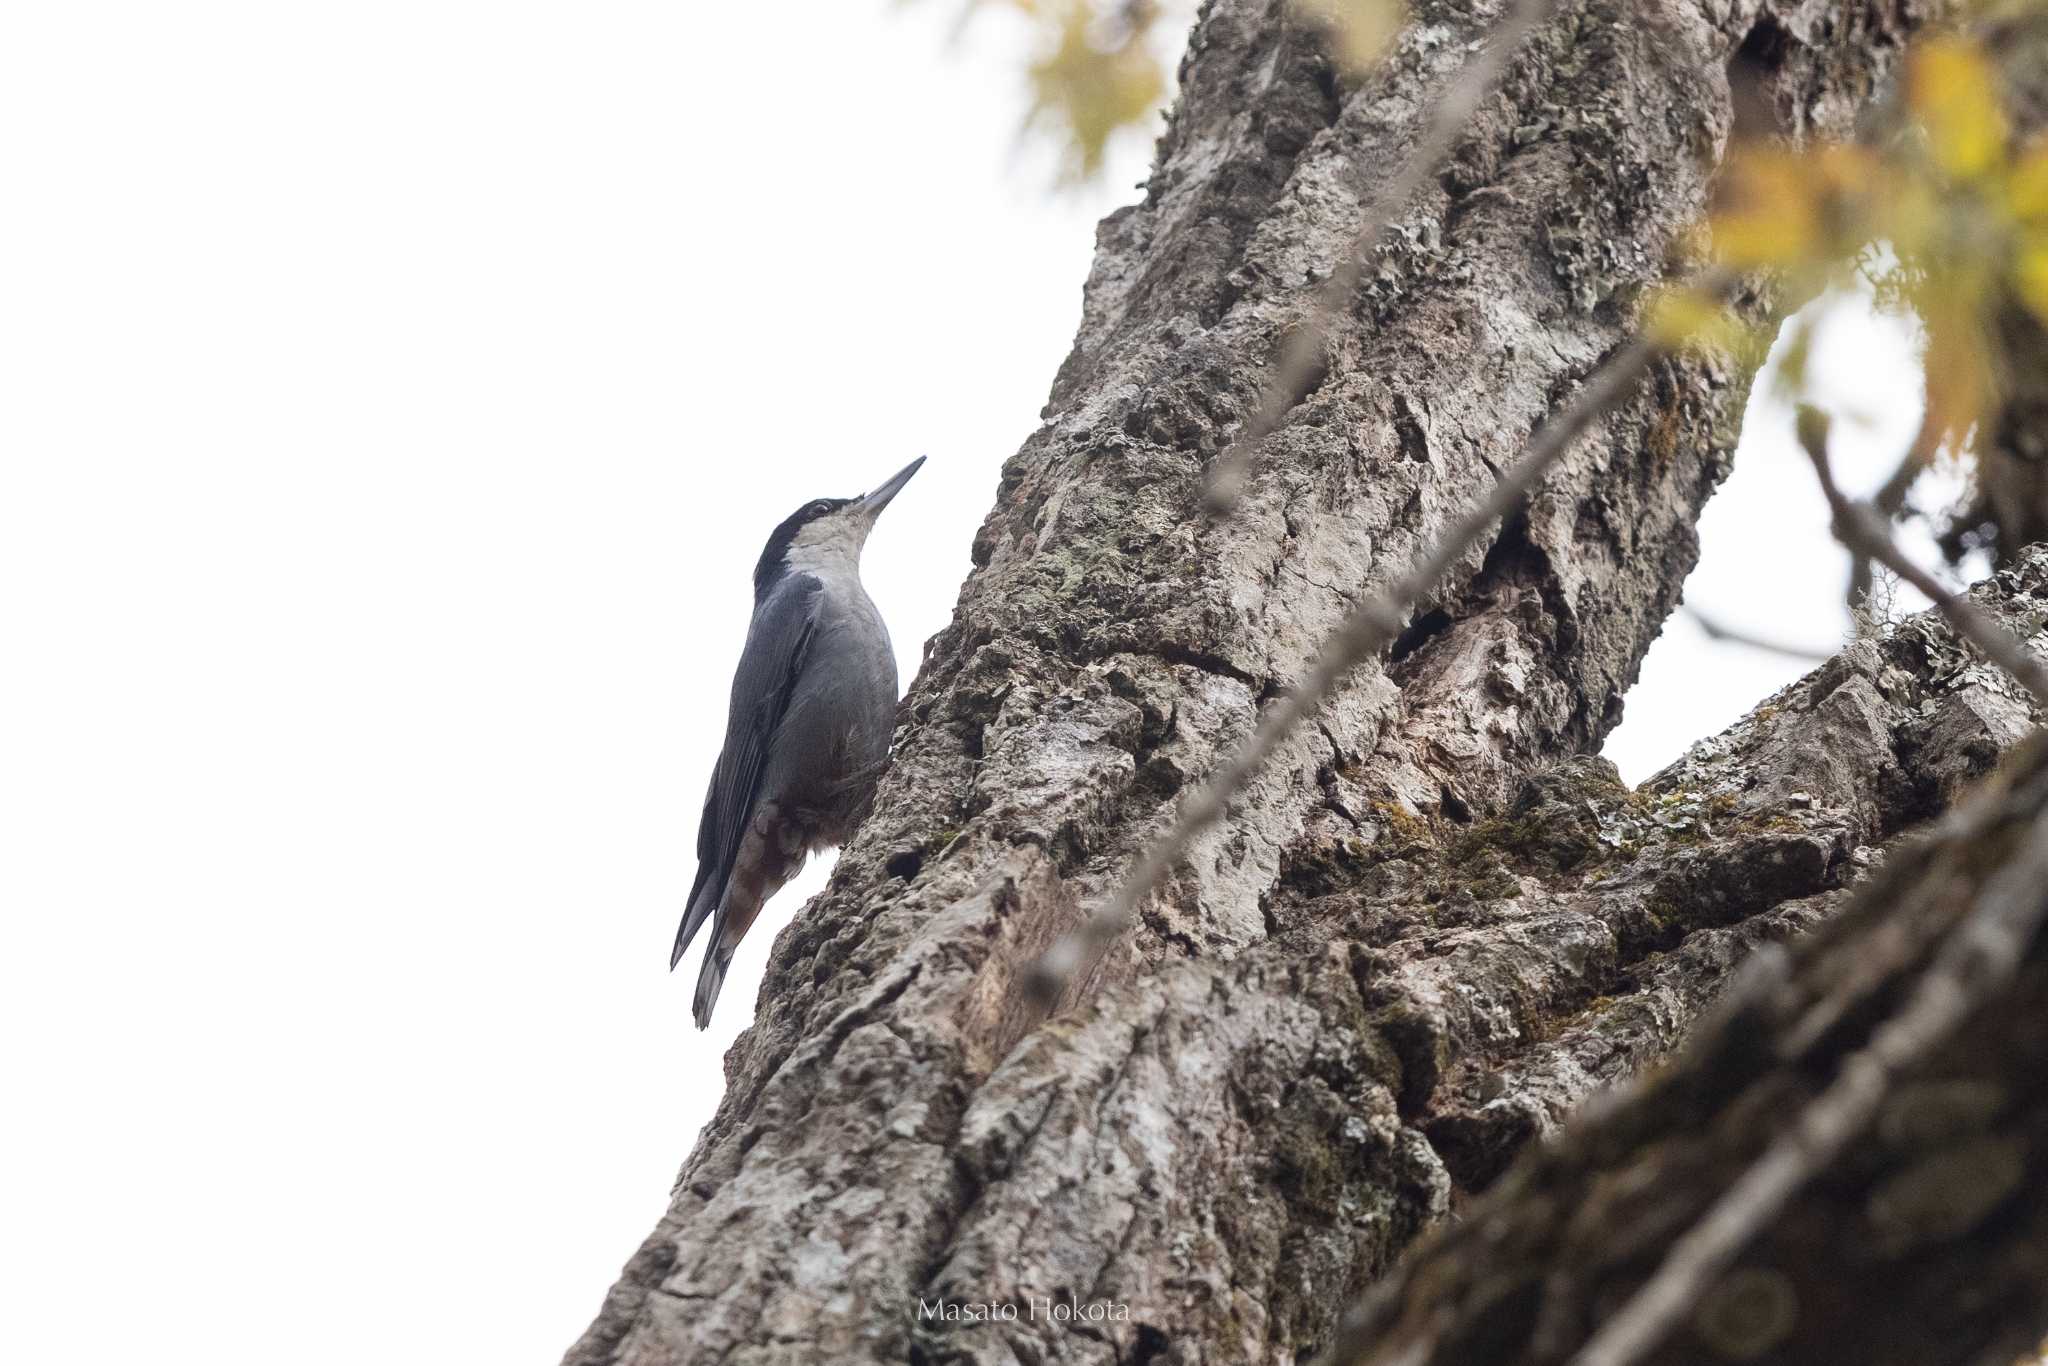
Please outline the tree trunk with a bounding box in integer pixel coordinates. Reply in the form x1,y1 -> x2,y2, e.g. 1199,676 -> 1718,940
562,1 -> 2004,1362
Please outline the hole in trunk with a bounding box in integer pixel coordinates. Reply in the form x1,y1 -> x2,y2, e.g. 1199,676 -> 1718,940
1389,606 -> 1454,664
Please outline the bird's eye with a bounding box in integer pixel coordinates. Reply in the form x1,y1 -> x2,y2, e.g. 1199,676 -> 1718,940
811,501 -> 831,516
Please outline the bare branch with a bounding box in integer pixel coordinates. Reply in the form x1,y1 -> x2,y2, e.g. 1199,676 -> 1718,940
1846,399 -> 1944,606
1682,604 -> 1833,662
1798,405 -> 2048,707
1202,0 -> 1560,513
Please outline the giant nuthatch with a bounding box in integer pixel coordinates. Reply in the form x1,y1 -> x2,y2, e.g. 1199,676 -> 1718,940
670,457 -> 924,1027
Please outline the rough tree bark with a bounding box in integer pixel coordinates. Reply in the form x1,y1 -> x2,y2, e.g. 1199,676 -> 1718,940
1325,553 -> 2048,1366
562,1 -> 2048,1362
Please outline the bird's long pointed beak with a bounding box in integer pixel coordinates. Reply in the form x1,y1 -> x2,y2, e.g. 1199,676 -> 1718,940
855,456 -> 925,519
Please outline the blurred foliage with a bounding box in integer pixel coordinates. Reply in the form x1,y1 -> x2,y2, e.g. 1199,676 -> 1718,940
936,0 -> 1400,181
1025,1 -> 1168,179
1287,0 -> 1405,76
933,1 -> 2044,490
1657,27 -> 2048,466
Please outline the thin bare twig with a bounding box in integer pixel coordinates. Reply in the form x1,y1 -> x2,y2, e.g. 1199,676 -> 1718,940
1568,784 -> 2048,1366
1797,405 -> 2048,706
1682,604 -> 1831,662
1025,303 -> 1715,1004
1847,399 -> 1943,606
1202,0 -> 1559,513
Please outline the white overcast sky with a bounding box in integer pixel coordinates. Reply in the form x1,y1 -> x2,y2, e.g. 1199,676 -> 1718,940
2,4 -> 1945,1363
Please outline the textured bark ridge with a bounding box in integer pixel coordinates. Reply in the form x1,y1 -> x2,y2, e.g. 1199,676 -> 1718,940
1332,554 -> 2048,1366
567,2 -> 1939,1363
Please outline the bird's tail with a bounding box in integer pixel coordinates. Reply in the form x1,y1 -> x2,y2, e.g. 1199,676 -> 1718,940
674,851 -> 777,1029
670,861 -> 721,972
692,942 -> 731,1031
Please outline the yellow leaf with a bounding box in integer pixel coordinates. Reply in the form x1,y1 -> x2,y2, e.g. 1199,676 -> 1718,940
1026,3 -> 1165,179
1876,171 -> 1942,262
1812,142 -> 1881,195
1645,285 -> 1744,353
1771,315 -> 1815,399
1909,35 -> 2008,180
1920,298 -> 1993,445
1291,0 -> 1405,74
2008,140 -> 2048,225
2017,232 -> 2048,328
1709,150 -> 1819,267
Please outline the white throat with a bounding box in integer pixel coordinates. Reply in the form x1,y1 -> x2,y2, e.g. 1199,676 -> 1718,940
784,515 -> 869,582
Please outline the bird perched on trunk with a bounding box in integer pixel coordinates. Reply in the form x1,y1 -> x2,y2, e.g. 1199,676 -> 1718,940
671,457 -> 924,1028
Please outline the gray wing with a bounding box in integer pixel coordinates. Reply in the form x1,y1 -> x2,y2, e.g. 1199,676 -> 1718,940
670,575 -> 821,969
